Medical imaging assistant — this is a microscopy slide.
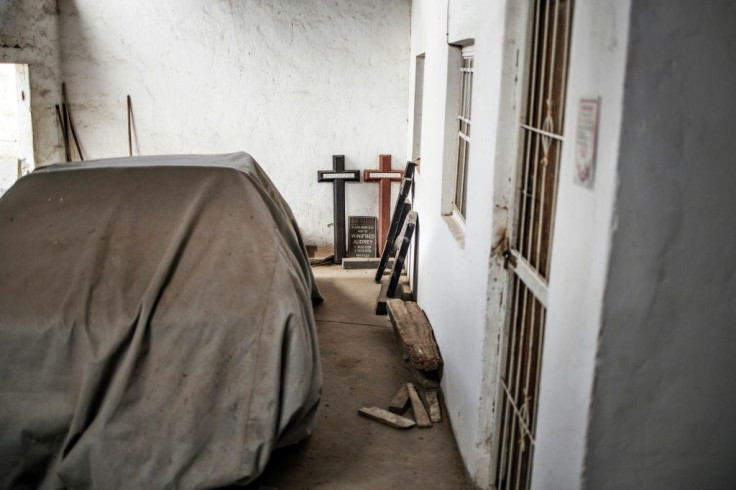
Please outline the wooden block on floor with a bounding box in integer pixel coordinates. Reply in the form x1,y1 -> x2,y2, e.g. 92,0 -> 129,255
400,284 -> 414,301
386,299 -> 442,372
375,279 -> 403,315
406,383 -> 432,428
426,390 -> 442,423
388,384 -> 410,414
358,406 -> 416,429
307,245 -> 333,259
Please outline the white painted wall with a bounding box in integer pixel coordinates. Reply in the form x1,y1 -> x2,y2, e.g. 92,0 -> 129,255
582,1 -> 736,488
408,1 -> 510,486
409,0 -> 635,488
0,0 -> 64,164
56,0 -> 409,245
529,1 -> 633,489
411,0 -> 735,487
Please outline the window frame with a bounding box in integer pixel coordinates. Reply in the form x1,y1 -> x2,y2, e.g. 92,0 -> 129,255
453,45 -> 474,219
412,53 -> 426,165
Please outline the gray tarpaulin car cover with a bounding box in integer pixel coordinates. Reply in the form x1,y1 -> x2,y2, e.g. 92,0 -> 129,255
0,153 -> 323,489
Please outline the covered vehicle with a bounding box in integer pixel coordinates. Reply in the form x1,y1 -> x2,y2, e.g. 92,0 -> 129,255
0,152 -> 322,488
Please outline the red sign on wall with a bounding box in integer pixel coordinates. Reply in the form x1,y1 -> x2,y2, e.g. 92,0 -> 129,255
574,97 -> 600,189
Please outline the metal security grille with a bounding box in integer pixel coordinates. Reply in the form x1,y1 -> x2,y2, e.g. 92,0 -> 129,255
495,1 -> 574,489
454,48 -> 473,218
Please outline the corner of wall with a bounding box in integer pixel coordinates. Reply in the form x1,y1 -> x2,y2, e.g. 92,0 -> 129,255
0,0 -> 64,165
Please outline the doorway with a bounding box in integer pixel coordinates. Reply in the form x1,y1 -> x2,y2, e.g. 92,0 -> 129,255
0,63 -> 34,196
494,1 -> 575,489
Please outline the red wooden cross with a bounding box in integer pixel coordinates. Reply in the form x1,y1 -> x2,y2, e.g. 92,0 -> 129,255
364,155 -> 403,255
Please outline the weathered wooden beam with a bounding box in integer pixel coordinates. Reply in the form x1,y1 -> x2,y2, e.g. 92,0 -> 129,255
387,299 -> 442,372
388,384 -> 410,414
406,383 -> 432,428
426,390 -> 442,423
358,406 -> 416,429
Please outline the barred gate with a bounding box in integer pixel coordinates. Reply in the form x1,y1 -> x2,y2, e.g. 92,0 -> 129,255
495,1 -> 575,489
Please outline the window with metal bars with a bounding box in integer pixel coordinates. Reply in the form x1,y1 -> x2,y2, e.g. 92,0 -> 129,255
454,46 -> 473,218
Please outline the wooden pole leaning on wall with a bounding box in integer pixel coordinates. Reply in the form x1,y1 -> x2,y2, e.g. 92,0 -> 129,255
62,83 -> 84,161
55,104 -> 71,162
127,95 -> 133,157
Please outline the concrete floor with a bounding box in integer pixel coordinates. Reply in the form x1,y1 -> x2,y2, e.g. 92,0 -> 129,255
248,265 -> 472,489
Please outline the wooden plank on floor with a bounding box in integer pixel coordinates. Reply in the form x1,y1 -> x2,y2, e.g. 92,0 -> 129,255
426,390 -> 442,423
406,383 -> 432,428
388,384 -> 410,414
387,299 -> 442,372
358,406 -> 416,429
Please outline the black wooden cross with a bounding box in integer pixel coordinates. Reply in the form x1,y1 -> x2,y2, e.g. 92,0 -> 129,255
318,155 -> 360,264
